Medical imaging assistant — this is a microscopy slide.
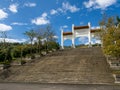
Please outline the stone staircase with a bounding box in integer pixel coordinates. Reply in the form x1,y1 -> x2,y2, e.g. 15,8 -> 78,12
0,47 -> 114,84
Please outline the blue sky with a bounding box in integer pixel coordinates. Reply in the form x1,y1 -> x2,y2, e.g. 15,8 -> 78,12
0,0 -> 120,45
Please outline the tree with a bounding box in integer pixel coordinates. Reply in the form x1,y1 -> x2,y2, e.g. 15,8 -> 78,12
116,16 -> 120,25
44,25 -> 55,42
100,16 -> 120,58
93,14 -> 108,47
0,31 -> 7,47
24,30 -> 36,57
34,28 -> 44,55
43,25 -> 56,52
0,31 -> 13,63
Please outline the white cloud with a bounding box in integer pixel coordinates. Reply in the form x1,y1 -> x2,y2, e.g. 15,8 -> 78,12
53,35 -> 58,39
31,12 -> 50,25
62,25 -> 68,28
0,9 -> 8,20
0,38 -> 26,43
79,37 -> 88,44
91,26 -> 100,29
57,8 -> 64,13
9,4 -> 18,13
80,22 -> 84,25
0,24 -> 12,31
85,40 -> 101,45
42,13 -> 47,17
84,0 -> 94,8
83,0 -> 117,10
62,2 -> 80,13
67,16 -> 71,19
11,22 -> 28,25
41,38 -> 47,42
50,9 -> 58,15
24,2 -> 36,7
50,2 -> 79,15
95,40 -> 101,44
77,36 -> 101,45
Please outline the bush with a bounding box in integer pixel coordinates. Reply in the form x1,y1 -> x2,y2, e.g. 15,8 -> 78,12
47,41 -> 60,50
0,49 -> 6,62
21,60 -> 26,65
12,47 -> 21,58
31,55 -> 35,59
0,47 -> 12,63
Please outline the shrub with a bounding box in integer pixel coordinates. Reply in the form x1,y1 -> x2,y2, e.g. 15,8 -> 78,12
21,60 -> 26,65
31,55 -> 35,59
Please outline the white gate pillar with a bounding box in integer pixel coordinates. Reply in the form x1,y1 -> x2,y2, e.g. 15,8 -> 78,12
72,24 -> 75,48
88,22 -> 92,47
61,29 -> 64,49
72,37 -> 75,48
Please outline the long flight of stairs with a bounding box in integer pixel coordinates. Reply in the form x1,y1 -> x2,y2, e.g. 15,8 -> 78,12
0,47 -> 114,84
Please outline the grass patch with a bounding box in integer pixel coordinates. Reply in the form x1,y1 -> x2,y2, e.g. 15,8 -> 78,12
112,70 -> 120,74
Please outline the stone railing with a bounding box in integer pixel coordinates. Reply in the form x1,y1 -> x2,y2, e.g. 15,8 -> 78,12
106,55 -> 120,83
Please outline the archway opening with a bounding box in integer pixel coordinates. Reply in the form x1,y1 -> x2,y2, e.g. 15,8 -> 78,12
64,39 -> 72,48
75,36 -> 89,47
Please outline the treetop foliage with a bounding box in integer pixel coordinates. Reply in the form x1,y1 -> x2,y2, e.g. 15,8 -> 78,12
100,16 -> 120,58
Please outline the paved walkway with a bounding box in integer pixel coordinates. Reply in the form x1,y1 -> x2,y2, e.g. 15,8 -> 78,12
0,83 -> 120,90
0,47 -> 114,84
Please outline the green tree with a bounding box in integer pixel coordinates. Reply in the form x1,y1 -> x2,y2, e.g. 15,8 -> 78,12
100,16 -> 120,58
116,16 -> 120,25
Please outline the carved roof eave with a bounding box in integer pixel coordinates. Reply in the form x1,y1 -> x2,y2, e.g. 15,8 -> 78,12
63,32 -> 73,36
74,25 -> 89,30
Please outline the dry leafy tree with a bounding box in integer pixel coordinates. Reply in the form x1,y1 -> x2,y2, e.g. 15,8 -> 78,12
24,25 -> 57,56
43,25 -> 56,52
24,30 -> 36,56
34,28 -> 44,55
